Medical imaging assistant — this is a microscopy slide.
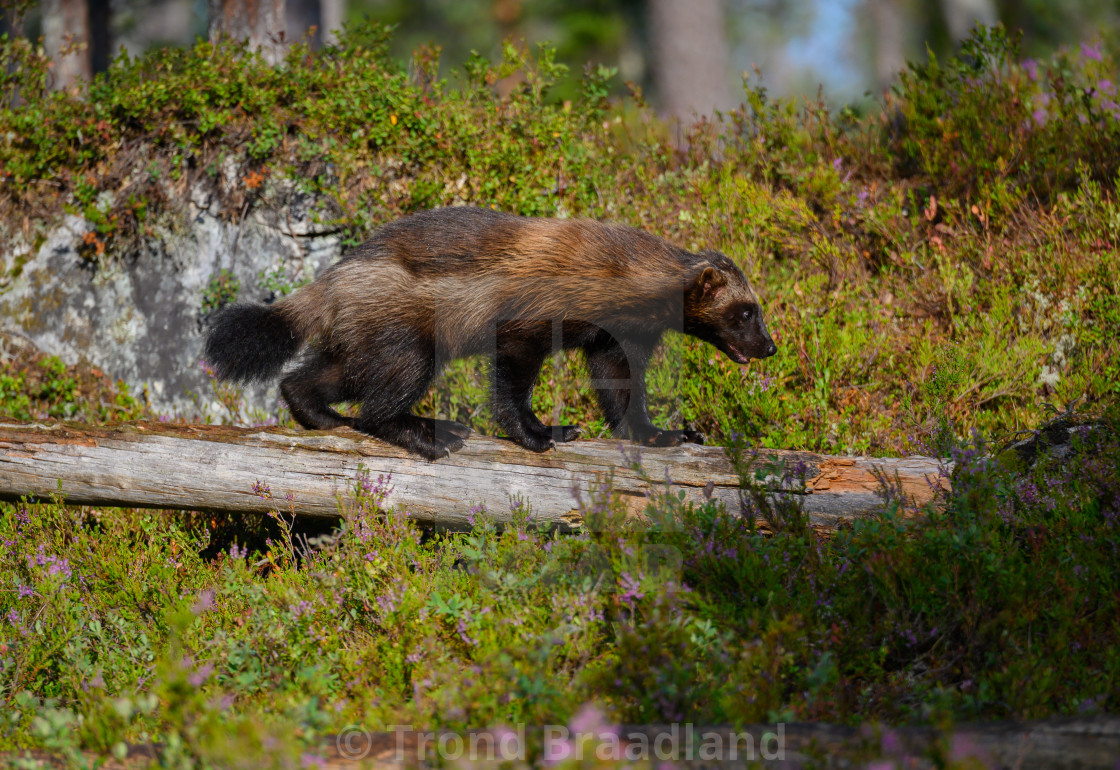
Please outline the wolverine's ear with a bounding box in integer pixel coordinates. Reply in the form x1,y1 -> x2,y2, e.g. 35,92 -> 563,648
688,264 -> 728,301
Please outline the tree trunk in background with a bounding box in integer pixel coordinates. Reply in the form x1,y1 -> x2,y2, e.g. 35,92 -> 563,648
319,0 -> 343,45
89,0 -> 112,74
284,0 -> 344,49
286,0 -> 318,46
648,0 -> 734,121
867,0 -> 907,92
43,0 -> 91,91
208,0 -> 286,64
941,0 -> 997,41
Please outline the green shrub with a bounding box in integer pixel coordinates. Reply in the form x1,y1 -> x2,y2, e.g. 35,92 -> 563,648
0,25 -> 1119,761
0,343 -> 145,423
2,25 -> 1118,452
2,410 -> 1117,761
888,26 -> 1120,215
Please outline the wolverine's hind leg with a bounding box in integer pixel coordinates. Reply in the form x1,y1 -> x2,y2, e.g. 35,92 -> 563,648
351,337 -> 467,460
583,331 -> 703,447
280,352 -> 355,430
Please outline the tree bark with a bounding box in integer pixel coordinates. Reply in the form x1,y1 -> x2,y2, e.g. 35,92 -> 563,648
941,0 -> 997,41
0,422 -> 946,531
648,0 -> 735,121
867,0 -> 907,92
318,0 -> 343,45
208,0 -> 286,64
88,0 -> 111,74
286,0 -> 318,47
42,0 -> 92,91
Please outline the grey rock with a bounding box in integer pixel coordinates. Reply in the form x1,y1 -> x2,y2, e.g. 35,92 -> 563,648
0,189 -> 343,420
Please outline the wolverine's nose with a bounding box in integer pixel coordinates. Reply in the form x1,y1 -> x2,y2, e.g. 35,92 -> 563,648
764,342 -> 777,358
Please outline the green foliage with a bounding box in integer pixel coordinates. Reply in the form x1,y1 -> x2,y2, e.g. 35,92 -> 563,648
2,25 -> 1118,454
256,266 -> 309,299
889,26 -> 1120,215
2,411 -> 1117,762
1,25 -> 1119,762
200,269 -> 240,317
0,345 -> 145,423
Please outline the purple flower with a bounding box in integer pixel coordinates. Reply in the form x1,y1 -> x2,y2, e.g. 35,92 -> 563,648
28,546 -> 73,581
191,588 -> 216,615
83,673 -> 106,691
569,703 -> 618,739
457,616 -> 478,646
1082,41 -> 1103,62
467,503 -> 485,526
188,663 -> 214,688
376,584 -> 403,617
618,572 -> 644,604
1022,58 -> 1039,81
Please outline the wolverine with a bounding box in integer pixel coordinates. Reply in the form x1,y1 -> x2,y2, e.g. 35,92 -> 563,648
204,206 -> 777,460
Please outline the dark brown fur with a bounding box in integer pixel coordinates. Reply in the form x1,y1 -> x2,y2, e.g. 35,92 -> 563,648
204,207 -> 776,459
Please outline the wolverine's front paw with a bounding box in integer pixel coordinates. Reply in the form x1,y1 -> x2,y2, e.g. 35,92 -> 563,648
544,425 -> 583,443
415,434 -> 466,460
434,419 -> 472,440
642,429 -> 705,447
517,433 -> 556,453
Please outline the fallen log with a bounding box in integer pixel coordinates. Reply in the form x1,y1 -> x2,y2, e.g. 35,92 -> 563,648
0,421 -> 947,531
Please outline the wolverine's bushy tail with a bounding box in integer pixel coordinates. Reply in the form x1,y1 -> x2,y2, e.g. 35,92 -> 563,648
203,303 -> 304,383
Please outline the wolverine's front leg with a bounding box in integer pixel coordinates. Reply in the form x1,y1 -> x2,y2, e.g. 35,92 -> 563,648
583,332 -> 704,447
492,329 -> 581,452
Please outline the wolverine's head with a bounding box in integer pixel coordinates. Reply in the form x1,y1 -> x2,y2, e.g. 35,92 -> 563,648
683,251 -> 777,363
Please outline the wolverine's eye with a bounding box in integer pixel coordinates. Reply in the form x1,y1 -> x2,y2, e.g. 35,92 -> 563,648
741,308 -> 754,320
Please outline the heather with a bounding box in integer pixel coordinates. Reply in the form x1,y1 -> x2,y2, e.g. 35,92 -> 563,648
1,416 -> 1118,765
1,21 -> 1119,767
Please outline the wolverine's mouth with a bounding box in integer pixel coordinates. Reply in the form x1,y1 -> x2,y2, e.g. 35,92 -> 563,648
723,343 -> 751,364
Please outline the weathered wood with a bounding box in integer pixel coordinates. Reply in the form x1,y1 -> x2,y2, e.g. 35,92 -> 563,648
0,422 -> 947,530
